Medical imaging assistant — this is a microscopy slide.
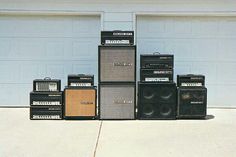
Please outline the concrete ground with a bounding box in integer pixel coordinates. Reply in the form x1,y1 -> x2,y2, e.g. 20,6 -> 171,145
0,108 -> 235,157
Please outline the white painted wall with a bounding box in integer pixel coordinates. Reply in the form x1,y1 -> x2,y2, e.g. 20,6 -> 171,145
0,0 -> 235,107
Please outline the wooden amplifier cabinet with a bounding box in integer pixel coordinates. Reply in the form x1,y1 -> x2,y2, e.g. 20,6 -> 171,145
64,87 -> 97,120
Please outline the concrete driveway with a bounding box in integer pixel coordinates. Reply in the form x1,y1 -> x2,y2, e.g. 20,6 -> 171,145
0,108 -> 235,157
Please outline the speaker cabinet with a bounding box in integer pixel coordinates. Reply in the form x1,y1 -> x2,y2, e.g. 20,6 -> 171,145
99,84 -> 135,120
99,45 -> 136,83
64,87 -> 97,119
177,87 -> 207,119
138,82 -> 177,120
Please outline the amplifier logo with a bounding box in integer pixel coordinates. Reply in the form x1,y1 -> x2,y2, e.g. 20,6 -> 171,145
159,57 -> 172,60
80,77 -> 92,80
80,101 -> 94,105
113,99 -> 133,104
190,77 -> 203,80
153,71 -> 172,74
190,101 -> 204,104
48,95 -> 61,97
113,62 -> 132,67
181,83 -> 202,86
113,32 -> 133,36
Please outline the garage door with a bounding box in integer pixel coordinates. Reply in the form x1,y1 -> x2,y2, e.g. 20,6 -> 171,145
137,16 -> 236,107
0,15 -> 100,106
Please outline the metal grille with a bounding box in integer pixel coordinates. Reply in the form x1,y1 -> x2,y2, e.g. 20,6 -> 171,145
99,84 -> 135,119
99,46 -> 135,82
35,82 -> 58,91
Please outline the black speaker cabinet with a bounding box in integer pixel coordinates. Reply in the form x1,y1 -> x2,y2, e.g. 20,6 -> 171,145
99,45 -> 136,83
99,83 -> 136,120
177,87 -> 207,119
138,82 -> 177,120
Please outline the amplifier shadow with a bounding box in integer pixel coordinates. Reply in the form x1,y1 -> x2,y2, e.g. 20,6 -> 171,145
205,115 -> 215,120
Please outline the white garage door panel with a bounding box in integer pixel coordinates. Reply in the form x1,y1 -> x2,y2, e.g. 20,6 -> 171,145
137,16 -> 236,107
0,38 -> 98,61
0,15 -> 98,38
0,15 -> 100,106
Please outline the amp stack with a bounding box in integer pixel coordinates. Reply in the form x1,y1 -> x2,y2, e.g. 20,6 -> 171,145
138,53 -> 177,120
98,30 -> 136,120
64,74 -> 97,120
30,78 -> 63,120
177,74 -> 207,119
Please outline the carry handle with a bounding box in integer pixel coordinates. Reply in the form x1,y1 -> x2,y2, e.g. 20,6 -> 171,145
44,77 -> 51,80
153,52 -> 160,55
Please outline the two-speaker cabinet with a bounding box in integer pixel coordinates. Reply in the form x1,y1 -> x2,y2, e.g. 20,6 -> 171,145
98,45 -> 136,120
64,87 -> 97,120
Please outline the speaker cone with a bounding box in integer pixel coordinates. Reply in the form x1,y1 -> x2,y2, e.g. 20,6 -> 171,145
193,92 -> 204,100
181,92 -> 191,100
160,105 -> 172,116
143,87 -> 155,100
143,104 -> 155,117
159,87 -> 173,100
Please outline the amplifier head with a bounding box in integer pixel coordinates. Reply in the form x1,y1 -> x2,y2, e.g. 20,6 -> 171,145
101,31 -> 134,45
64,87 -> 97,119
30,106 -> 63,120
177,74 -> 205,87
138,82 -> 177,119
140,54 -> 174,69
99,45 -> 136,82
99,84 -> 135,120
30,91 -> 63,106
33,78 -> 61,92
68,74 -> 94,87
177,87 -> 207,119
140,69 -> 173,82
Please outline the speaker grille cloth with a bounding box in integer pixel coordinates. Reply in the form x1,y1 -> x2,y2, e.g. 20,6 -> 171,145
65,89 -> 96,117
178,87 -> 207,116
100,46 -> 135,82
100,85 -> 135,119
138,82 -> 177,119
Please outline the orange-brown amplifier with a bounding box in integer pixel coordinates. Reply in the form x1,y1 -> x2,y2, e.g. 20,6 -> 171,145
64,87 -> 97,119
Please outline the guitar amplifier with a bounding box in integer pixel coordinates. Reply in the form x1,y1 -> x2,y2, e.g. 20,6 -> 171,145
64,87 -> 97,119
30,91 -> 63,106
33,78 -> 61,92
101,31 -> 134,45
177,86 -> 207,119
177,74 -> 205,87
99,83 -> 136,120
30,106 -> 63,120
140,54 -> 174,69
99,45 -> 136,83
68,74 -> 94,87
140,69 -> 173,82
